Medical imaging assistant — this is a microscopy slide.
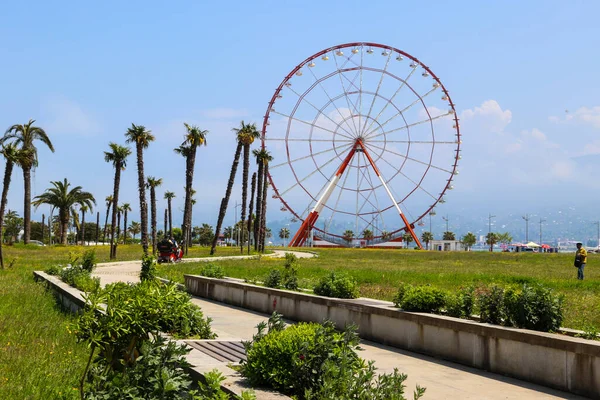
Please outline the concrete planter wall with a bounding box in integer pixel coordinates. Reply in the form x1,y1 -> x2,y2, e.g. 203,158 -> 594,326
185,274 -> 600,399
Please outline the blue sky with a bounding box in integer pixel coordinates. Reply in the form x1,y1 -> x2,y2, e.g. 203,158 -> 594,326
1,1 -> 599,234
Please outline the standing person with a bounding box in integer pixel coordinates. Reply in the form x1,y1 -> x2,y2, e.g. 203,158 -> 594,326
574,242 -> 588,280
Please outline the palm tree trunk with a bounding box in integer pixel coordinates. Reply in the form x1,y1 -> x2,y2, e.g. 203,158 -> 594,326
168,200 -> 173,237
135,144 -> 149,255
96,211 -> 99,245
240,143 -> 250,254
150,187 -> 157,254
117,211 -> 122,244
41,214 -> 45,244
103,203 -> 111,243
247,172 -> 256,255
49,208 -> 53,245
259,163 -> 269,252
81,210 -> 86,246
182,149 -> 197,255
0,159 -> 14,268
110,166 -> 121,259
60,208 -> 69,245
254,161 -> 264,251
22,166 -> 31,244
123,210 -> 128,244
210,141 -> 243,255
164,209 -> 167,238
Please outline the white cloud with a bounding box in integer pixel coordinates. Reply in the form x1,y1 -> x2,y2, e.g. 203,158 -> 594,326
200,108 -> 250,119
42,96 -> 100,136
549,106 -> 600,129
460,100 -> 512,134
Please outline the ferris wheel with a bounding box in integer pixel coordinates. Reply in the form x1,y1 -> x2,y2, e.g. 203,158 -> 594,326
261,42 -> 461,248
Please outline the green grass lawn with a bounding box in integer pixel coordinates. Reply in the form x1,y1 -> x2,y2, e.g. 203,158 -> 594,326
157,247 -> 600,330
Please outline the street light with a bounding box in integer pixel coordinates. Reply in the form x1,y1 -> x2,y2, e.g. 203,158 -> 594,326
539,218 -> 546,245
488,213 -> 496,235
594,221 -> 600,250
522,214 -> 530,242
442,215 -> 449,233
234,201 -> 242,246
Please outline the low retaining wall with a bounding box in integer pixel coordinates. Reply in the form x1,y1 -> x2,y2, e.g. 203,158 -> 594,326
34,271 -> 87,312
185,274 -> 600,399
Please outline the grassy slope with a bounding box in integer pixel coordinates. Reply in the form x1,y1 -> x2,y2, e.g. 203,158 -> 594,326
157,247 -> 600,329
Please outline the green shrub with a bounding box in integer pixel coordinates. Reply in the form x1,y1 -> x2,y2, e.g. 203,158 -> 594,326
81,249 -> 97,272
264,269 -> 281,288
44,264 -> 62,275
503,284 -> 564,332
74,280 -> 216,397
59,265 -> 100,293
576,324 -> 600,340
241,313 -> 424,400
445,286 -> 475,318
200,263 -> 225,279
140,254 -> 157,282
394,285 -> 446,313
282,253 -> 299,290
476,285 -> 505,325
313,272 -> 359,299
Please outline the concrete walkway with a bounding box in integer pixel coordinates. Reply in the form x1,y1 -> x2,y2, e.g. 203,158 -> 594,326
92,252 -> 585,400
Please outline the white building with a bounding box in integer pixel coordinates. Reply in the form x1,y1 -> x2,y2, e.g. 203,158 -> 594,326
429,239 -> 463,251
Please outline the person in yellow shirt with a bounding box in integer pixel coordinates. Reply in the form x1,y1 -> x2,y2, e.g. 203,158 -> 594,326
575,242 -> 588,280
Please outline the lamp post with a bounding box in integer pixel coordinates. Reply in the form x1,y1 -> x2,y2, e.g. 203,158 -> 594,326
442,215 -> 449,234
429,210 -> 436,236
594,221 -> 600,250
522,214 -> 530,242
234,201 -> 242,246
488,213 -> 496,235
539,218 -> 546,245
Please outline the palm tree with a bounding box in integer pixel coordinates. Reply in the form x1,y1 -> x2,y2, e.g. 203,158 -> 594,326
129,221 -> 141,239
0,143 -> 24,268
116,206 -> 123,243
461,232 -> 477,251
210,126 -> 244,256
342,230 -> 355,244
146,176 -> 162,254
234,121 -> 260,254
402,232 -> 413,248
1,119 -> 54,244
104,142 -> 131,259
164,191 -> 176,237
121,203 -> 132,243
252,149 -> 272,251
381,230 -> 392,241
125,123 -> 154,255
247,172 -> 257,255
443,231 -> 456,240
174,123 -> 208,255
80,204 -> 91,245
32,179 -> 95,245
362,229 -> 374,245
258,152 -> 272,252
103,195 -> 113,243
421,231 -> 434,250
486,232 -> 499,252
279,227 -> 290,246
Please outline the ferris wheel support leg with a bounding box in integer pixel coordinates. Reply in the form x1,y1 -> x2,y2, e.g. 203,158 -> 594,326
357,140 -> 423,249
289,144 -> 359,247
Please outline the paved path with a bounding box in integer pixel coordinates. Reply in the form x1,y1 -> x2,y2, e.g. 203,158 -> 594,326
92,251 -> 585,400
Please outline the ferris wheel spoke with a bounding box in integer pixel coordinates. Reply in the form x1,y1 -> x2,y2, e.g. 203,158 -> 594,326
361,64 -> 419,138
333,52 -> 361,135
364,85 -> 439,139
286,86 -> 355,138
324,158 -> 353,234
308,66 -> 359,136
267,138 -> 349,142
361,156 -> 387,233
269,110 -> 354,140
358,46 -> 364,135
361,51 -> 392,136
270,142 -> 354,170
364,142 -> 452,174
377,155 -> 438,201
278,151 -> 346,198
367,112 -> 453,141
355,148 -> 361,233
367,139 -> 456,144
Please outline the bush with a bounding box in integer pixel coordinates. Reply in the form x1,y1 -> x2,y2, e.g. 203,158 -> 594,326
74,280 -> 217,397
44,264 -> 62,275
264,269 -> 281,288
394,285 -> 446,313
81,249 -> 97,272
200,263 -> 225,279
445,286 -> 475,318
503,284 -> 564,332
476,285 -> 506,325
59,265 -> 100,293
241,313 -> 424,400
313,272 -> 359,299
140,254 -> 157,282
